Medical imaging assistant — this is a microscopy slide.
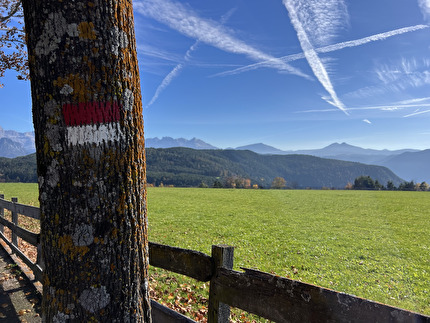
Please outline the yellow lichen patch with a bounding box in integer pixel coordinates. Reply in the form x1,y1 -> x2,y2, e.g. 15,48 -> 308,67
43,140 -> 50,155
54,74 -> 88,102
112,227 -> 118,237
78,22 -> 97,40
44,274 -> 50,287
58,235 -> 90,260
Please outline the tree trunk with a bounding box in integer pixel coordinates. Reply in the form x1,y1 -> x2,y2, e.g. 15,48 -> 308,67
21,0 -> 151,321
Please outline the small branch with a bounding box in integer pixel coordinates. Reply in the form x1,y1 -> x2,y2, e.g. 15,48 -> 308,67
0,1 -> 22,23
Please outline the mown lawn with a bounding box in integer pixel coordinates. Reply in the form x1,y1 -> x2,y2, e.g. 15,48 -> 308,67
0,183 -> 429,318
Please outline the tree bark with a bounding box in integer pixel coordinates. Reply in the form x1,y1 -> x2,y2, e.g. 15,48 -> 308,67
21,0 -> 151,321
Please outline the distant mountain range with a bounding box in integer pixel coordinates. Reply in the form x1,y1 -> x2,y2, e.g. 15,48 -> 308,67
235,142 -> 428,183
0,127 -> 427,183
0,125 -> 35,157
146,137 -> 217,149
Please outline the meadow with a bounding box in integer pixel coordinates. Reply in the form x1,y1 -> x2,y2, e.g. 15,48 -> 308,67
0,183 -> 429,318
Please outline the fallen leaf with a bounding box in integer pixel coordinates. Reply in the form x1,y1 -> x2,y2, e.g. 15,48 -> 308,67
17,309 -> 31,316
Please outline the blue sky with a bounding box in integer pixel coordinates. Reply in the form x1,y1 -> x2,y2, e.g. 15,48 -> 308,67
1,0 -> 430,150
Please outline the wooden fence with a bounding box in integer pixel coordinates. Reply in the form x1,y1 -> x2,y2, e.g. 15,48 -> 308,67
0,195 -> 429,323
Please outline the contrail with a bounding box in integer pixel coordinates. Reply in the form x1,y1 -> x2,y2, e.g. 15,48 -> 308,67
146,64 -> 184,108
403,109 -> 430,117
213,24 -> 429,77
134,0 -> 309,78
283,0 -> 348,114
145,8 -> 237,108
298,102 -> 430,113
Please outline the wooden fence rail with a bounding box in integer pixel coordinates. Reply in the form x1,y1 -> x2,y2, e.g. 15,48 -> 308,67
0,195 -> 429,323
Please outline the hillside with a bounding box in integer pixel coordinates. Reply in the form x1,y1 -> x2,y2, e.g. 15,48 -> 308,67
146,137 -> 218,149
0,154 -> 37,182
378,149 -> 430,183
146,148 -> 403,188
0,148 -> 403,188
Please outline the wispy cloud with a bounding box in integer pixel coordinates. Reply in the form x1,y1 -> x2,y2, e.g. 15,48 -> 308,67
344,57 -> 430,99
134,0 -> 309,78
418,0 -> 430,21
145,8 -> 237,108
362,119 -> 372,124
213,24 -> 428,77
283,0 -> 348,114
375,57 -> 430,90
290,0 -> 349,46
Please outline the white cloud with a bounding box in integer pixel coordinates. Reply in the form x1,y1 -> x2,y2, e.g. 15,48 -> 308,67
213,24 -> 428,77
134,0 -> 309,79
418,0 -> 430,21
375,57 -> 430,90
362,119 -> 372,124
288,0 -> 349,46
145,7 -> 239,108
283,0 -> 348,114
344,57 -> 430,99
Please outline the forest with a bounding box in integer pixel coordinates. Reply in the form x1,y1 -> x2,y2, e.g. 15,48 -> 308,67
1,148 -> 405,189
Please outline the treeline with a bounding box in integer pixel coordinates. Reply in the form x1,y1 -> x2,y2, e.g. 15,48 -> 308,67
348,175 -> 429,191
0,154 -> 37,182
146,148 -> 403,189
0,148 -> 406,189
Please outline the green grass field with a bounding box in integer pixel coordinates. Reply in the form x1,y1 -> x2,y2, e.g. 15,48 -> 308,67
0,183 -> 429,317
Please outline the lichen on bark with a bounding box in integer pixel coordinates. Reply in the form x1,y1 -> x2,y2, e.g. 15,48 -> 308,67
21,0 -> 150,321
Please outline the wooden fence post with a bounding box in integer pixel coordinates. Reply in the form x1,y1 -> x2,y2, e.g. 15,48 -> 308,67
11,197 -> 18,247
0,194 -> 4,234
208,245 -> 234,323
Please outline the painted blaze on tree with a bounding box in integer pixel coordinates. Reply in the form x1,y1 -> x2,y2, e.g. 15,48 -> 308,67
22,0 -> 151,321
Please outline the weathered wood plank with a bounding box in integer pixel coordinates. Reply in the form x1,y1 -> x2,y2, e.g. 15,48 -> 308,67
13,202 -> 40,220
212,267 -> 430,323
149,242 -> 213,282
0,194 -> 4,234
11,198 -> 18,246
151,300 -> 197,323
0,198 -> 41,220
0,217 -> 39,246
0,231 -> 43,282
0,198 -> 12,210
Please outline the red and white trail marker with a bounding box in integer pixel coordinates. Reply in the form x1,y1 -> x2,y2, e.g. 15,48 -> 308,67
62,101 -> 124,145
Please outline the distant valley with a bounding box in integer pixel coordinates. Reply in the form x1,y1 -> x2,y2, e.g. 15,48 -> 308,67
143,137 -> 429,183
234,142 -> 429,183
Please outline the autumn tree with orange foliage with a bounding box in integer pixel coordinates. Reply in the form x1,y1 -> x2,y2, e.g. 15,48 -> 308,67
0,0 -> 28,86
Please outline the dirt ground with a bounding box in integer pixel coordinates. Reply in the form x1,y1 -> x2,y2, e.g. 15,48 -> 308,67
0,246 -> 41,322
